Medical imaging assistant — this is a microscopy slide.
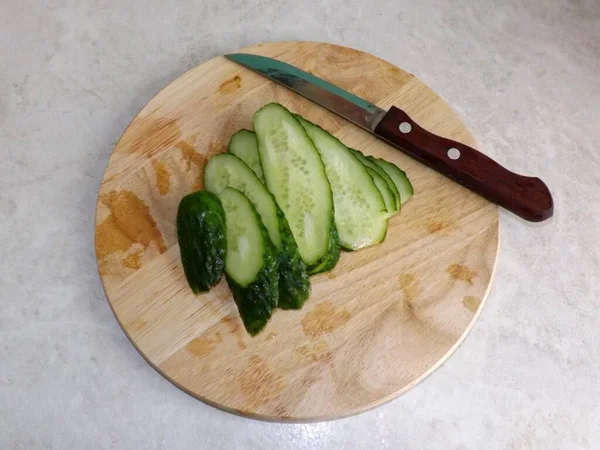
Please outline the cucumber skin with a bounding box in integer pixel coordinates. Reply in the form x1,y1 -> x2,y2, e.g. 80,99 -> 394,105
226,254 -> 278,336
223,190 -> 279,336
176,191 -> 226,293
276,207 -> 311,309
226,259 -> 278,336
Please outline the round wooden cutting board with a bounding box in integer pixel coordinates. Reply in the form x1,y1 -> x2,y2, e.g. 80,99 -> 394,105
95,41 -> 499,421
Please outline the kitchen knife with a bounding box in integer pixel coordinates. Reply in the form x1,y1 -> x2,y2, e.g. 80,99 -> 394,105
225,53 -> 554,222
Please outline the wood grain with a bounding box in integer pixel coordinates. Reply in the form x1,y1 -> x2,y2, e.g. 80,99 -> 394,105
95,41 -> 499,421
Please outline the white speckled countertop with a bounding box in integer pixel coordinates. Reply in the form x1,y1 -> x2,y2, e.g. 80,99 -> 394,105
1,0 -> 599,448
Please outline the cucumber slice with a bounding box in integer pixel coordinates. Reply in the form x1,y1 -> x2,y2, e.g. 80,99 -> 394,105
228,130 -> 264,182
296,115 -> 388,250
365,167 -> 395,217
204,153 -> 310,310
205,153 -> 281,248
372,158 -> 414,204
275,211 -> 312,309
176,191 -> 226,293
351,150 -> 401,214
305,225 -> 341,274
253,103 -> 339,273
219,187 -> 278,336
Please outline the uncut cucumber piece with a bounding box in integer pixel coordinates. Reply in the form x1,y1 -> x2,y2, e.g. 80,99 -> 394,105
296,115 -> 388,250
219,188 -> 278,336
204,153 -> 310,310
176,191 -> 226,293
372,158 -> 414,204
365,167 -> 395,217
228,130 -> 264,182
253,103 -> 339,273
351,150 -> 401,214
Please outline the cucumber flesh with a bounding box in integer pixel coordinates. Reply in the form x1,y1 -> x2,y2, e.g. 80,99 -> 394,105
296,115 -> 388,250
371,158 -> 414,204
220,188 -> 266,286
219,187 -> 278,336
176,191 -> 226,293
228,130 -> 264,182
253,103 -> 339,273
365,167 -> 395,217
351,150 -> 401,214
204,153 -> 309,310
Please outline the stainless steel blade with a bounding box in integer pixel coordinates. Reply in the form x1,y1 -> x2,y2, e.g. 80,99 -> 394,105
225,53 -> 387,131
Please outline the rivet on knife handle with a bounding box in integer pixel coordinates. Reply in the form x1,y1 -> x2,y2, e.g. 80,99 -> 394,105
374,106 -> 554,222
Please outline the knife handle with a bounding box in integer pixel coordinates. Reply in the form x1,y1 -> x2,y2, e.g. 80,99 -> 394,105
374,106 -> 553,222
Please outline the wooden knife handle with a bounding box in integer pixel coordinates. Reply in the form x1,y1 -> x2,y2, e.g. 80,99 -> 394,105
374,106 -> 554,222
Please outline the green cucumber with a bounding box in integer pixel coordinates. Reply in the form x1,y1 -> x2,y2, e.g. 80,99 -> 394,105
296,115 -> 388,250
371,158 -> 414,204
219,187 -> 278,336
204,153 -> 310,310
351,150 -> 401,214
365,167 -> 395,217
176,191 -> 226,293
253,103 -> 340,273
228,130 -> 264,182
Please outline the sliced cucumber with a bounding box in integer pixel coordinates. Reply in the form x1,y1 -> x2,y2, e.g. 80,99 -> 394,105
219,188 -> 269,287
228,130 -> 264,182
372,158 -> 414,204
253,103 -> 339,273
351,150 -> 401,214
204,153 -> 310,310
219,187 -> 278,336
276,207 -> 312,309
296,115 -> 388,250
205,153 -> 281,247
365,167 -> 395,217
366,156 -> 402,211
176,191 -> 226,293
305,225 -> 341,274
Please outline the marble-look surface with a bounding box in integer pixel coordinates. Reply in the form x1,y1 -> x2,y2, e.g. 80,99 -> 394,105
1,0 -> 599,448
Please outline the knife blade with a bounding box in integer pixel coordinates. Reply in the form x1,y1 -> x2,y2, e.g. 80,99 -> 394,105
225,53 -> 553,222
